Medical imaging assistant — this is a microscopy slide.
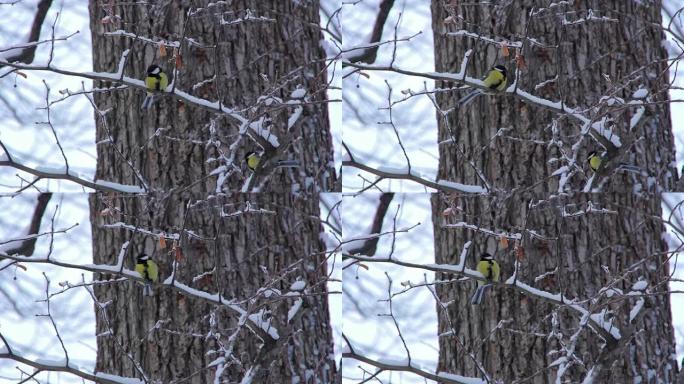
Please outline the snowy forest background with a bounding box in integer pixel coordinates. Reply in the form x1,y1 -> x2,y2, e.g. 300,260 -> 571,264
2,0 -> 684,383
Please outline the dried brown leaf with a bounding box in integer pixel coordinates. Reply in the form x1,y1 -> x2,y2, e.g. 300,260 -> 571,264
515,53 -> 527,71
501,42 -> 510,57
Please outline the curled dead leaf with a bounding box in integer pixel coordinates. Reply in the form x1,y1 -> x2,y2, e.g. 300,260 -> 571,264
501,42 -> 510,57
159,44 -> 167,57
515,53 -> 527,71
499,236 -> 509,248
159,236 -> 167,249
174,49 -> 183,69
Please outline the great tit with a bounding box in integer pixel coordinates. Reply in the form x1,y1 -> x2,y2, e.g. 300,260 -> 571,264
587,151 -> 603,172
482,65 -> 508,91
471,253 -> 500,305
459,65 -> 508,107
244,151 -> 299,172
135,253 -> 159,296
245,151 -> 261,172
587,150 -> 641,174
141,65 -> 169,110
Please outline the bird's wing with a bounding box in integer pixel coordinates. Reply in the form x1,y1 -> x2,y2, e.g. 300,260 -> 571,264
160,73 -> 169,91
134,263 -> 143,276
148,261 -> 159,282
483,71 -> 504,89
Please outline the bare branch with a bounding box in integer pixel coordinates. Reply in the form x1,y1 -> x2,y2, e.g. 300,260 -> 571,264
346,0 -> 395,64
1,0 -> 53,67
3,193 -> 52,255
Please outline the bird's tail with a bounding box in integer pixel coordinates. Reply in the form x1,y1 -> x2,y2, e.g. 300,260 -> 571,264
458,89 -> 482,107
275,160 -> 300,168
616,163 -> 642,174
470,283 -> 491,305
143,282 -> 153,297
141,93 -> 155,110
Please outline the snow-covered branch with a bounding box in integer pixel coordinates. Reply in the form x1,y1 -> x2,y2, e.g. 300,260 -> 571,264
343,334 -> 486,384
341,61 -> 625,149
343,253 -> 621,342
0,252 -> 279,341
0,60 -> 249,124
0,333 -> 143,384
343,143 -> 487,194
0,143 -> 144,193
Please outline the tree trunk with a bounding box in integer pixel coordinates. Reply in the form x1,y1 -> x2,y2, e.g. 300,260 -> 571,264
87,1 -> 337,382
88,0 -> 337,193
90,193 -> 336,382
431,0 -> 678,382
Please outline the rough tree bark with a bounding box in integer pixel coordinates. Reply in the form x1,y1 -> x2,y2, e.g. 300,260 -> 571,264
90,193 -> 335,382
87,1 -> 337,382
431,1 -> 678,382
88,0 -> 337,194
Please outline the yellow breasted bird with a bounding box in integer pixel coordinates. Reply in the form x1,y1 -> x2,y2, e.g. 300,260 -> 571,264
587,150 -> 641,175
141,64 -> 169,110
471,253 -> 500,305
459,65 -> 508,107
482,64 -> 508,91
135,253 -> 159,296
244,151 -> 299,172
245,151 -> 261,172
587,151 -> 603,172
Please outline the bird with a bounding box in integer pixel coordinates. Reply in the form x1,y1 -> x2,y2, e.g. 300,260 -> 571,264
587,150 -> 641,174
587,151 -> 604,172
470,253 -> 500,305
244,151 -> 299,172
135,253 -> 159,296
482,65 -> 508,90
245,151 -> 261,172
458,65 -> 508,107
141,64 -> 169,110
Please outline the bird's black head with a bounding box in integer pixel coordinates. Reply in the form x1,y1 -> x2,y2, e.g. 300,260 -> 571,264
137,253 -> 149,263
146,65 -> 161,75
244,151 -> 256,161
492,65 -> 507,76
481,253 -> 493,261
